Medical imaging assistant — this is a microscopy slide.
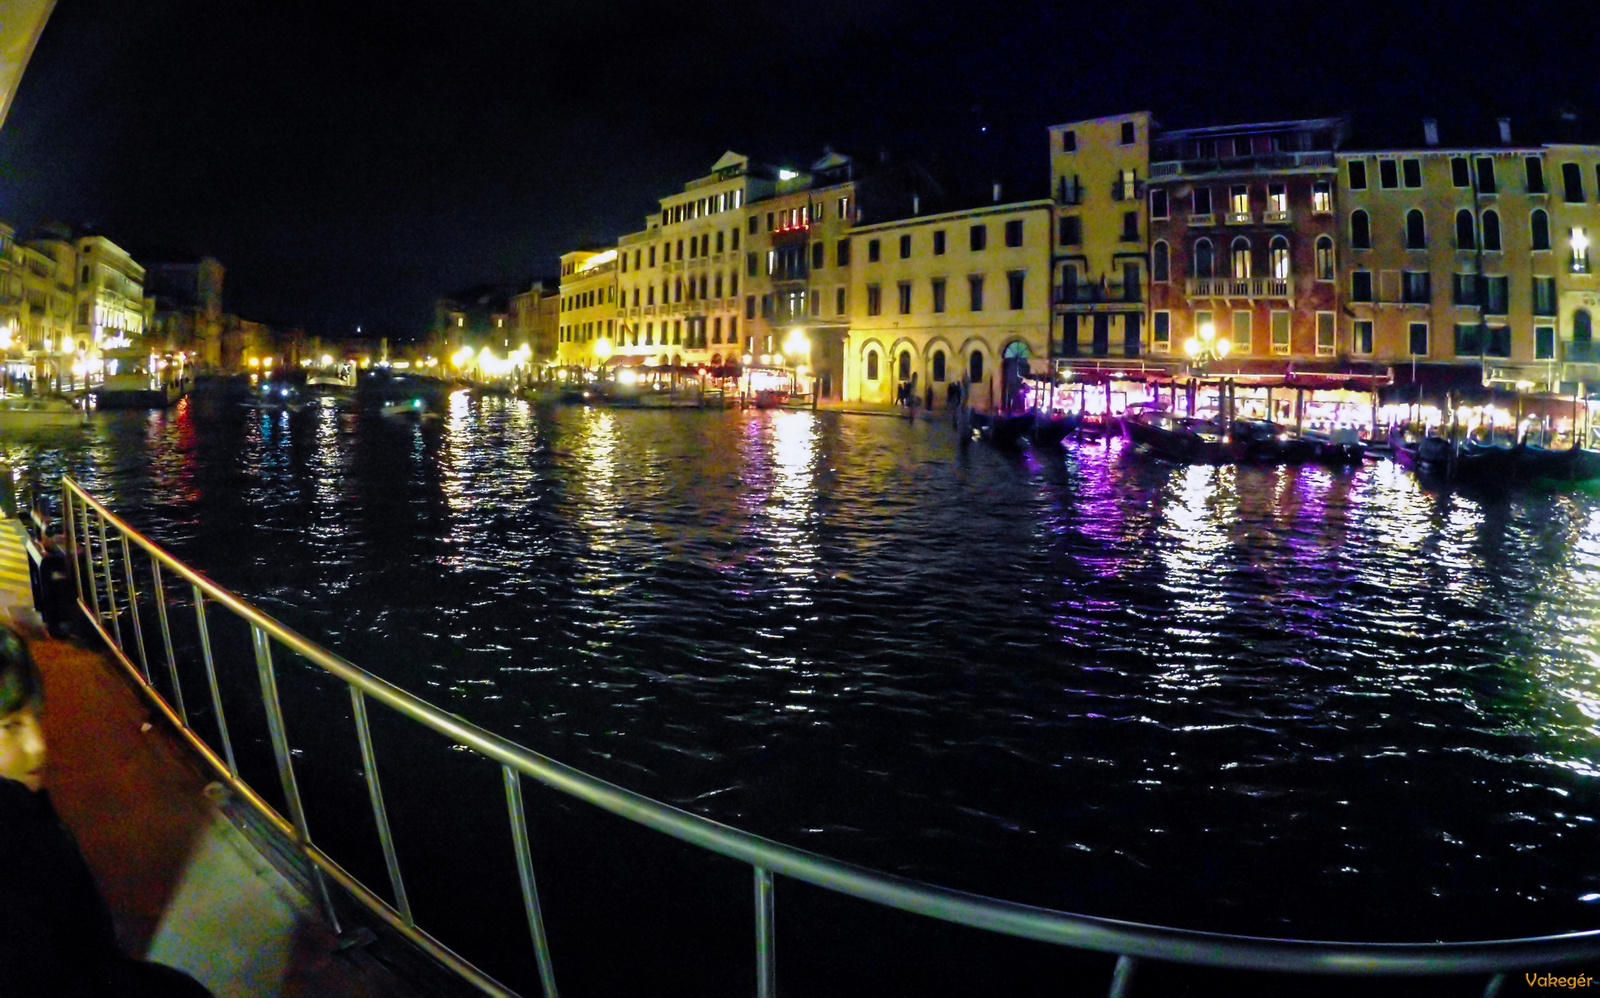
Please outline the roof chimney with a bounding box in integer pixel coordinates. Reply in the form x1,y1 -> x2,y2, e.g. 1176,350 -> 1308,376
912,192 -> 920,215
992,181 -> 1002,203
1498,117 -> 1512,144
1422,119 -> 1439,146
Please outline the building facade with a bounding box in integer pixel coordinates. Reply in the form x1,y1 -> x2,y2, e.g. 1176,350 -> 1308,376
845,200 -> 1052,408
556,249 -> 618,370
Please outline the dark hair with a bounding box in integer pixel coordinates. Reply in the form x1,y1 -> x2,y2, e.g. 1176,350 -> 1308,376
0,625 -> 42,715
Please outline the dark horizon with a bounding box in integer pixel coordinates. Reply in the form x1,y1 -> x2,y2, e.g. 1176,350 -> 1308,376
1,0 -> 1594,340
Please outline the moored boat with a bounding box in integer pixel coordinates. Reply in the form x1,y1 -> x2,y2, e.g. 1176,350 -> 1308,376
1121,409 -> 1224,462
1029,411 -> 1082,448
1299,426 -> 1367,465
0,394 -> 87,434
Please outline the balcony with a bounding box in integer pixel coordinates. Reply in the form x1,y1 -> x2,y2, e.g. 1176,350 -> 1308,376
1264,209 -> 1290,224
1056,181 -> 1087,206
1226,211 -> 1254,225
1565,340 -> 1600,364
1053,283 -> 1142,306
1186,277 -> 1290,299
1110,179 -> 1145,201
1147,149 -> 1337,178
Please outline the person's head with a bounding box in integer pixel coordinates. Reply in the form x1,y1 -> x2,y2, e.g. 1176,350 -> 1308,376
0,626 -> 45,791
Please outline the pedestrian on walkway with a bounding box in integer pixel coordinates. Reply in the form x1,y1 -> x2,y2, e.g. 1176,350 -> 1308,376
0,625 -> 214,997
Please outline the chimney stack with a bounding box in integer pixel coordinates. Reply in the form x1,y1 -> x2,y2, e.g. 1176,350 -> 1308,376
1498,117 -> 1512,144
1423,119 -> 1439,146
992,181 -> 1002,203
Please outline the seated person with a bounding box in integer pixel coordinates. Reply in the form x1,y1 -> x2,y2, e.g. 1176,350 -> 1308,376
0,625 -> 212,997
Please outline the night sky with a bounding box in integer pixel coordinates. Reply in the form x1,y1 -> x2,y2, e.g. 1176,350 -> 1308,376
0,0 -> 1594,341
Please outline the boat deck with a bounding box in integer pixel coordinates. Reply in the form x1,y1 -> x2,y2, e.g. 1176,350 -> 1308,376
0,521 -> 447,998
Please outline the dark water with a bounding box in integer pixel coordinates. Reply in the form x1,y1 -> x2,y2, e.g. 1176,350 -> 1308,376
13,383 -> 1600,992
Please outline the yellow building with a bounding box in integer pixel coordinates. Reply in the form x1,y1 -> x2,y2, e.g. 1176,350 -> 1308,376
1545,143 -> 1600,392
556,248 -> 618,371
845,200 -> 1053,409
1048,112 -> 1153,370
613,152 -> 763,370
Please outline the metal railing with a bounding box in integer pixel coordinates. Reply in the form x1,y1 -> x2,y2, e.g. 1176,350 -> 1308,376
57,475 -> 1600,998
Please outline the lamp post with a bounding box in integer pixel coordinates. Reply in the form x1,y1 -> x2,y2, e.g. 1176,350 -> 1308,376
594,336 -> 613,381
1183,321 -> 1231,422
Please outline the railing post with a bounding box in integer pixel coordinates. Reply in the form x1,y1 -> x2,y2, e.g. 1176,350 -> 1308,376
96,510 -> 123,648
61,482 -> 82,615
350,687 -> 412,925
150,561 -> 188,726
252,623 -> 341,935
81,501 -> 104,630
503,766 -> 559,998
193,588 -> 238,779
120,534 -> 151,683
754,866 -> 775,998
1108,954 -> 1137,998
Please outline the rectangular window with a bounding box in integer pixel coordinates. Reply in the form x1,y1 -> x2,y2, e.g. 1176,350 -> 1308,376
1351,270 -> 1373,302
1379,159 -> 1399,189
1484,275 -> 1509,314
1271,310 -> 1291,355
1408,322 -> 1428,356
835,288 -> 845,314
1059,217 -> 1082,246
1008,271 -> 1025,309
1061,130 -> 1076,152
1120,121 -> 1135,144
1312,180 -> 1332,213
968,275 -> 984,311
1402,270 -> 1431,303
1230,310 -> 1252,353
1526,157 -> 1546,194
1452,273 -> 1479,305
812,242 -> 825,270
1150,188 -> 1169,219
1563,162 -> 1586,202
868,239 -> 881,263
1454,322 -> 1483,356
746,252 -> 757,277
1350,321 -> 1376,356
1347,160 -> 1367,190
899,234 -> 912,259
897,281 -> 912,315
1005,219 -> 1024,247
1229,185 -> 1249,214
933,230 -> 946,255
1533,276 -> 1557,315
1402,158 -> 1422,188
712,317 -> 722,343
839,196 -> 852,219
1535,324 -> 1555,359
1475,157 -> 1497,194
866,284 -> 881,316
931,278 -> 946,313
745,296 -> 755,320
1451,157 -> 1471,188
1576,227 -> 1591,273
1316,239 -> 1335,280
1153,311 -> 1171,351
731,227 -> 740,250
970,225 -> 987,251
1319,312 -> 1339,355
1195,310 -> 1213,345
1121,211 -> 1139,241
836,239 -> 851,266
1266,183 -> 1287,215
1193,187 -> 1213,215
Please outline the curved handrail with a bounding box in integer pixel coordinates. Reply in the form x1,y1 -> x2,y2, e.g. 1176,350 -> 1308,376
58,476 -> 1600,993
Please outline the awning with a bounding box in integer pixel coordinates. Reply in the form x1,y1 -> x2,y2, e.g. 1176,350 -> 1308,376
606,355 -> 653,367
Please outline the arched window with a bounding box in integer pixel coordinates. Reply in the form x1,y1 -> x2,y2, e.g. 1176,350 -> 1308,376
1193,238 -> 1214,277
1456,209 -> 1476,249
1482,209 -> 1501,252
1152,240 -> 1170,282
932,350 -> 947,382
1231,237 -> 1252,279
1269,236 -> 1290,280
1315,236 -> 1335,280
898,350 -> 911,381
1532,209 -> 1551,251
1577,309 -> 1594,345
969,350 -> 984,384
1405,209 -> 1426,249
1351,209 -> 1371,249
866,349 -> 879,381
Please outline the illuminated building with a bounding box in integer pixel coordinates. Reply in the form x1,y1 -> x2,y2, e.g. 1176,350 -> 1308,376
1147,117 -> 1346,377
556,248 -> 618,371
613,152 -> 767,373
844,198 -> 1052,408
510,279 -> 560,371
1048,112 -> 1154,374
0,224 -> 74,381
145,255 -> 226,369
1544,133 -> 1600,394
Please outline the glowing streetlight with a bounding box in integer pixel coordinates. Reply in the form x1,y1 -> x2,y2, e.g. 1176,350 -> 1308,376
783,328 -> 810,359
1184,321 -> 1231,363
594,337 -> 614,361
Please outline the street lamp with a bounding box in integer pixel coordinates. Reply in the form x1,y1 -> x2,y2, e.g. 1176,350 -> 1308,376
1183,321 -> 1232,422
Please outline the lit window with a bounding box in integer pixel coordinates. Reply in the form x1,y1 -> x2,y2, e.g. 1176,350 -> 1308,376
1573,228 -> 1590,274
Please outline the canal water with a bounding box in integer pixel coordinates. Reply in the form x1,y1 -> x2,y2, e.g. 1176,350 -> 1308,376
10,382 -> 1600,995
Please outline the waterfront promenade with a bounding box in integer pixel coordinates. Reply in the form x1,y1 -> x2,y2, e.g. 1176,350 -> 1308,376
0,521 -> 438,997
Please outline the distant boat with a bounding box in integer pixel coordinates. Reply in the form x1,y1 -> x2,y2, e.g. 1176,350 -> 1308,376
379,397 -> 434,420
0,395 -> 87,434
92,373 -> 186,409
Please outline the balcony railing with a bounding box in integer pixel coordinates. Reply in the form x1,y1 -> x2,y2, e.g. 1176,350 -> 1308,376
1566,340 -> 1600,364
1056,182 -> 1087,206
1189,213 -> 1216,227
1109,179 -> 1144,201
1263,209 -> 1290,224
1148,149 -> 1337,177
1186,277 -> 1290,298
1053,283 -> 1142,305
1226,211 -> 1254,225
